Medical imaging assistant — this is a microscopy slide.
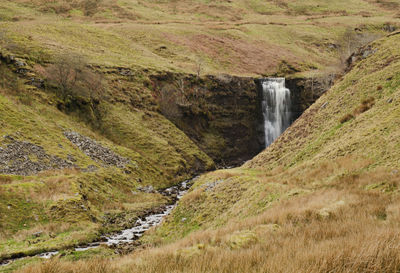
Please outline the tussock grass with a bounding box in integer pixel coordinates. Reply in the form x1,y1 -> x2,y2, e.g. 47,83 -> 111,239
12,223 -> 73,242
339,113 -> 354,123
19,258 -> 112,273
17,166 -> 400,273
32,177 -> 72,201
340,97 -> 375,123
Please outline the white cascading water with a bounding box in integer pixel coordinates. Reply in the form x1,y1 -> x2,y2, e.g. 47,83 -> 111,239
261,78 -> 292,147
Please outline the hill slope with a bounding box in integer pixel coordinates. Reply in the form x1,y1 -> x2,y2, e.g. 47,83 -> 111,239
22,31 -> 400,273
0,61 -> 213,263
1,0 -> 399,76
0,0 -> 399,271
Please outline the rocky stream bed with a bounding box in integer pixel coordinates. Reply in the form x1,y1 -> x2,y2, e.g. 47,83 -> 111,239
0,178 -> 195,268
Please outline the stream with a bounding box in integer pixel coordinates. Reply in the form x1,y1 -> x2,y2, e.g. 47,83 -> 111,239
0,178 -> 194,267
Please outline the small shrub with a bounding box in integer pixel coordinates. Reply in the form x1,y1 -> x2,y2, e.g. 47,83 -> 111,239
43,53 -> 105,101
155,79 -> 192,120
41,52 -> 107,128
339,113 -> 354,123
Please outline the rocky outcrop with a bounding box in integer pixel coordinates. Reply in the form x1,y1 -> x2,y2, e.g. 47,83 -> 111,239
285,77 -> 329,117
150,72 -> 329,166
151,73 -> 264,166
0,135 -> 75,175
64,131 -> 130,168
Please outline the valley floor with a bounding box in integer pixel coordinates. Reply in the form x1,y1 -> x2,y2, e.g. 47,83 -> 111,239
9,31 -> 400,273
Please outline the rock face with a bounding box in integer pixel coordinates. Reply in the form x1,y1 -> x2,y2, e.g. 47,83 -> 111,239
64,131 -> 130,168
285,77 -> 329,117
346,44 -> 378,72
151,73 -> 264,166
0,135 -> 75,175
151,73 -> 328,166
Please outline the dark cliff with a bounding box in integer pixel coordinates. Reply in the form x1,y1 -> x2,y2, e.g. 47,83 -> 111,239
150,73 -> 264,166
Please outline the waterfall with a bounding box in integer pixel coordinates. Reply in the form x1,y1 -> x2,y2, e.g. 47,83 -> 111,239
261,78 -> 292,147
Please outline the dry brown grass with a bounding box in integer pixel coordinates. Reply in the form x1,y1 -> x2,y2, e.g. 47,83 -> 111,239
121,174 -> 400,273
17,162 -> 400,273
101,201 -> 126,211
180,188 -> 204,204
12,222 -> 73,241
354,96 -> 376,115
37,169 -> 81,178
0,175 -> 13,185
340,97 -> 375,123
29,176 -> 73,202
20,258 -> 112,273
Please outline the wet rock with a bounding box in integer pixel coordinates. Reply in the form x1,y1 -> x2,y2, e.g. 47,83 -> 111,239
64,131 -> 130,168
150,73 -> 263,167
15,59 -> 26,67
162,186 -> 179,196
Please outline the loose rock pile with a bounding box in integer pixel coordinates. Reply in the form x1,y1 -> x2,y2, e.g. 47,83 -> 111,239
64,131 -> 130,168
0,136 -> 75,175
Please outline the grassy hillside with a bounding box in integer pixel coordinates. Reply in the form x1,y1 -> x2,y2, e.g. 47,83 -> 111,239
19,30 -> 400,273
0,0 -> 400,271
0,59 -> 213,263
0,0 -> 399,76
